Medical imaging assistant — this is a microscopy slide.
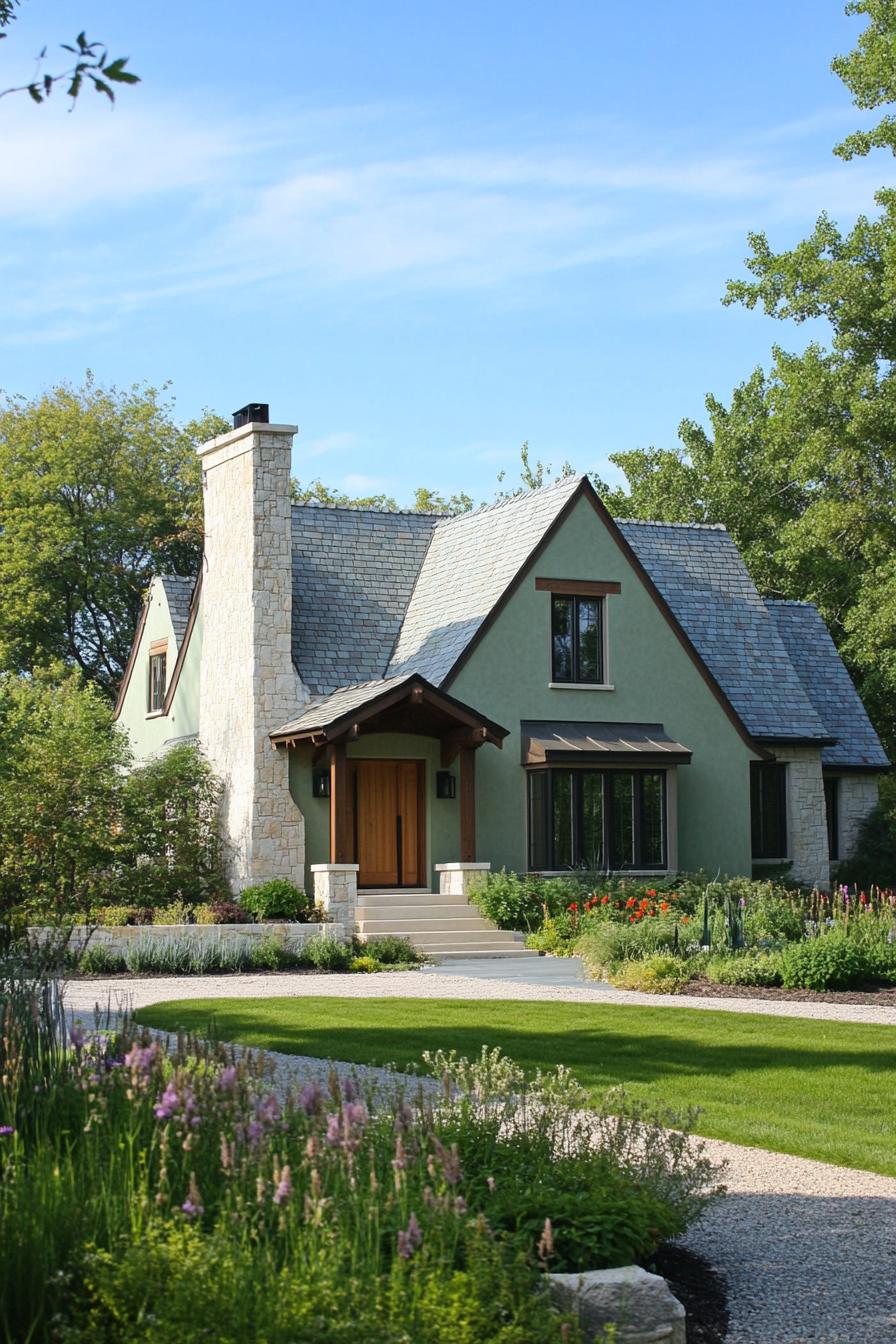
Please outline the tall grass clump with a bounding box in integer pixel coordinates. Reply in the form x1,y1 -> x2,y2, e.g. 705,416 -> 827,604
0,950 -> 722,1342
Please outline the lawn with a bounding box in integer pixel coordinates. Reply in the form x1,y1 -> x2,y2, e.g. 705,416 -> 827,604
135,996 -> 896,1176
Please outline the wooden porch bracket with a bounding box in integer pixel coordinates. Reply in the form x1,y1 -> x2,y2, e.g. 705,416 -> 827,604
440,725 -> 489,768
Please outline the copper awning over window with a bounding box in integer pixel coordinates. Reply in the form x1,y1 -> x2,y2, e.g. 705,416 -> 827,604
521,721 -> 692,767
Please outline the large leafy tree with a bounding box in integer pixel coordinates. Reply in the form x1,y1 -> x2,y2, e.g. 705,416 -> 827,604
0,376 -> 227,694
603,0 -> 896,755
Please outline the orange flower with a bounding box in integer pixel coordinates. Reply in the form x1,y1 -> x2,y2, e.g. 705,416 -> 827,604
660,900 -> 669,912
639,898 -> 649,910
625,897 -> 636,909
647,889 -> 657,897
601,895 -> 610,905
681,915 -> 690,924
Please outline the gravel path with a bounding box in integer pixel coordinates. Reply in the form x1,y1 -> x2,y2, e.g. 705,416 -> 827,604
64,967 -> 896,1026
66,980 -> 896,1343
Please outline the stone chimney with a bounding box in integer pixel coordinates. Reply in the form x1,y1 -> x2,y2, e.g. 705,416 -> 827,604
197,408 -> 307,890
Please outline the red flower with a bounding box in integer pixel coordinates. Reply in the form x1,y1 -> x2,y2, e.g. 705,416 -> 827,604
659,901 -> 669,912
639,898 -> 649,910
568,902 -> 579,912
601,895 -> 610,905
647,889 -> 657,897
625,897 -> 636,909
681,915 -> 690,924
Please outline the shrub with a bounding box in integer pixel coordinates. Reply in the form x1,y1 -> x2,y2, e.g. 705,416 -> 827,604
863,942 -> 896,984
194,900 -> 253,926
469,868 -> 546,930
607,955 -> 692,994
362,934 -> 422,965
115,743 -> 229,909
247,934 -> 302,972
780,935 -> 870,991
525,914 -> 579,955
301,933 -> 352,971
238,880 -> 308,922
350,955 -> 381,973
576,918 -> 677,977
73,943 -> 126,975
703,951 -> 783,987
152,900 -> 195,926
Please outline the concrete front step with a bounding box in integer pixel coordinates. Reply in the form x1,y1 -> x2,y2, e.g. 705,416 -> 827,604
358,891 -> 473,909
357,909 -> 495,929
356,888 -> 532,959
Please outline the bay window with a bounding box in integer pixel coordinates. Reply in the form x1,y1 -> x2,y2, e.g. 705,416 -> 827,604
527,768 -> 666,871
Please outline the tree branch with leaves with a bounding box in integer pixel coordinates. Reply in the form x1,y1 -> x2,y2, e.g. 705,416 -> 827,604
0,1 -> 139,105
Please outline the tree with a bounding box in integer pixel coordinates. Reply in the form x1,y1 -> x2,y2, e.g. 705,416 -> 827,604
0,666 -> 130,921
604,0 -> 896,756
0,375 -> 228,694
290,479 -> 473,513
0,1 -> 139,105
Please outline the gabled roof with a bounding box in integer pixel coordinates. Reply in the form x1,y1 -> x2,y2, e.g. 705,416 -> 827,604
616,520 -> 831,743
291,507 -> 436,695
158,574 -> 194,650
388,475 -> 583,682
766,601 -> 889,769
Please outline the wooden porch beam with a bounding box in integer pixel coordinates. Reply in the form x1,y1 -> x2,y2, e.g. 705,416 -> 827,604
440,725 -> 490,767
459,748 -> 476,862
328,741 -> 351,863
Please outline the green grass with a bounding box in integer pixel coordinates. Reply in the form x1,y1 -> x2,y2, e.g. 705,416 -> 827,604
135,996 -> 896,1176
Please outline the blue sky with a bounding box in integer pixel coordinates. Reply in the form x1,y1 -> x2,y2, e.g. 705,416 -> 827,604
3,0 -> 892,501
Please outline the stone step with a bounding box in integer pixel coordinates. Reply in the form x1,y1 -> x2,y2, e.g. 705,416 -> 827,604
358,890 -> 473,908
406,929 -> 525,947
359,920 -> 501,939
356,905 -> 494,925
426,948 -> 540,961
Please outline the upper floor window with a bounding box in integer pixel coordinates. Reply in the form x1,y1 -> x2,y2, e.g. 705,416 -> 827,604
148,651 -> 167,713
551,594 -> 604,684
750,762 -> 787,859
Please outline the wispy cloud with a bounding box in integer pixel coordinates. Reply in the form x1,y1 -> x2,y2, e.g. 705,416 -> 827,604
3,95 -> 892,343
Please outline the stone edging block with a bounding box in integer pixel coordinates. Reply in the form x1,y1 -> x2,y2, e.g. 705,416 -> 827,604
548,1265 -> 686,1343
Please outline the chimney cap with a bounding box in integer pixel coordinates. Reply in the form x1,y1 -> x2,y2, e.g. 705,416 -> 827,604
232,403 -> 270,429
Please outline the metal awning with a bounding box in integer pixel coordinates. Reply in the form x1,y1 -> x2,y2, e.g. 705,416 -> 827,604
521,720 -> 692,766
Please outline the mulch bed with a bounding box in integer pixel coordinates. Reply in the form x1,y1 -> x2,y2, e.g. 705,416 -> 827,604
677,978 -> 896,1006
651,1244 -> 728,1344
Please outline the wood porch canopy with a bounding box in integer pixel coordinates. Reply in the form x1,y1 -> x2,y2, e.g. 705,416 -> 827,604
270,674 -> 509,864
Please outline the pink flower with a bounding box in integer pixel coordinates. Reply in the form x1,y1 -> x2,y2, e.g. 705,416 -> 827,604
397,1211 -> 423,1259
273,1164 -> 293,1205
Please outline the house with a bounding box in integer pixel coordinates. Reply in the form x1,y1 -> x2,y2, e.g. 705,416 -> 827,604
114,406 -> 888,947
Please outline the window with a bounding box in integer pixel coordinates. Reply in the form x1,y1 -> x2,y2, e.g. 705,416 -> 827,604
527,769 -> 666,871
148,652 -> 167,713
551,595 -> 604,684
750,762 -> 787,859
824,777 -> 839,861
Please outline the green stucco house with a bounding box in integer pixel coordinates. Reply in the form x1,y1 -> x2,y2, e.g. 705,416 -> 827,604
114,407 -> 888,952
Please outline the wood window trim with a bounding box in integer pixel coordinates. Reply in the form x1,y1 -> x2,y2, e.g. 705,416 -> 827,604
550,592 -> 605,685
148,651 -> 167,715
148,638 -> 169,654
536,578 -> 621,596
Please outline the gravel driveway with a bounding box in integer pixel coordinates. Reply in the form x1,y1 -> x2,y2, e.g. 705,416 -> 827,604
65,968 -> 896,1343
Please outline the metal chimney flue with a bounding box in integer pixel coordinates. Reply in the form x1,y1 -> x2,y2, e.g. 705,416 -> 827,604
232,403 -> 270,429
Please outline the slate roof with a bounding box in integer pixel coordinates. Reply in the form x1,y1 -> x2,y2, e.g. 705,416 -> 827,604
616,519 -> 831,743
291,506 -> 436,695
272,675 -> 416,737
158,575 -> 194,650
387,474 -> 583,682
766,601 -> 888,768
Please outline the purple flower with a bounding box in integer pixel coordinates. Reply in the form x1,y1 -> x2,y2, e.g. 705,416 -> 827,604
217,1066 -> 237,1093
181,1199 -> 202,1217
0,1126 -> 14,1137
154,1083 -> 179,1121
273,1164 -> 293,1206
258,1093 -> 281,1126
69,1025 -> 86,1053
125,1043 -> 159,1075
397,1211 -> 423,1260
342,1076 -> 358,1103
298,1081 -> 321,1115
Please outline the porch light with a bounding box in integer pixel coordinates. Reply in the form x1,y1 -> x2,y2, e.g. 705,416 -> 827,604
436,771 -> 456,799
312,769 -> 330,798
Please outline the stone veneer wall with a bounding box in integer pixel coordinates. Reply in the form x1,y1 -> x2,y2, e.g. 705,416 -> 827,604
835,772 -> 880,864
773,746 -> 830,888
198,422 -> 307,890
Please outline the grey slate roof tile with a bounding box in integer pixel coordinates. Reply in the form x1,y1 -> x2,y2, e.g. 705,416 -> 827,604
616,520 -> 831,742
766,601 -> 888,768
273,674 -> 417,737
158,574 -> 194,650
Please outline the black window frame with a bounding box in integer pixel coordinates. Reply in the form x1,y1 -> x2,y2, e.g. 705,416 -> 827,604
750,762 -> 788,860
824,776 -> 840,861
526,768 -> 667,872
550,594 -> 605,684
148,652 -> 167,713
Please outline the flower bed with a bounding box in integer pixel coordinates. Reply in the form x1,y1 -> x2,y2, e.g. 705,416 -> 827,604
0,961 -> 722,1342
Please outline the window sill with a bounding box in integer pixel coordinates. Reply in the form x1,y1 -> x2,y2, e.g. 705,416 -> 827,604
548,682 -> 615,691
145,709 -> 166,719
752,856 -> 790,865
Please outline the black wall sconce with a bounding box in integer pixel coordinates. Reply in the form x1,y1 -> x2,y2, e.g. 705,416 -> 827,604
312,769 -> 330,798
436,771 -> 456,799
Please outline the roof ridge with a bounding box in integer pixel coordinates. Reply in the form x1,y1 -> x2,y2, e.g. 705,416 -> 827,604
434,472 -> 585,529
766,598 -> 816,608
615,517 -> 727,532
291,502 -> 447,520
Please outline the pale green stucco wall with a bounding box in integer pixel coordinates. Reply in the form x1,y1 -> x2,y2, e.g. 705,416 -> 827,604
446,495 -> 760,878
116,580 -> 201,763
290,732 -> 460,894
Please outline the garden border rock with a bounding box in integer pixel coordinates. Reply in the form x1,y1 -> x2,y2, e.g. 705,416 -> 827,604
548,1264 -> 686,1343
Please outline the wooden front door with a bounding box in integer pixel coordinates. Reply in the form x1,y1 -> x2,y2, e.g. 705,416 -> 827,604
350,760 -> 424,888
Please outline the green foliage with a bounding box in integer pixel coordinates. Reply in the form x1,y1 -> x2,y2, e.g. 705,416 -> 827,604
117,744 -> 229,909
780,935 -> 870,991
362,934 -> 423,965
469,868 -> 546,930
193,900 -> 253,926
576,918 -> 678,978
837,781 -> 896,888
0,10 -> 140,107
525,914 -> 580,955
247,933 -> 302,972
290,479 -> 473,515
302,933 -> 353,971
832,1 -> 896,161
238,879 -> 308,922
0,377 -> 226,693
703,951 -> 784,987
74,943 -> 126,976
606,955 -> 693,994
0,667 -> 130,924
350,955 -> 382,974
